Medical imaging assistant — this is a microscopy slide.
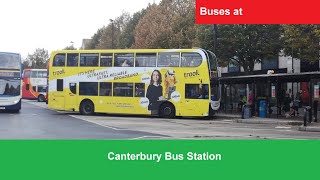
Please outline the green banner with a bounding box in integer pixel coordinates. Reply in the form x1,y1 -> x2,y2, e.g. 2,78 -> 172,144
0,140 -> 319,180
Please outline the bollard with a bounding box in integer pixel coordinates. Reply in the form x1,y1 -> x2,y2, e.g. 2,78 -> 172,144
241,105 -> 244,119
308,106 -> 312,123
313,101 -> 318,122
303,106 -> 311,126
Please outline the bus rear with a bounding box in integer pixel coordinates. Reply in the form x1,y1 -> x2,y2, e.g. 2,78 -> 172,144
0,52 -> 22,112
22,69 -> 47,102
204,50 -> 220,114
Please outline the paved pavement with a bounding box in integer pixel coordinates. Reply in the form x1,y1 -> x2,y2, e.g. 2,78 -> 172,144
215,112 -> 320,132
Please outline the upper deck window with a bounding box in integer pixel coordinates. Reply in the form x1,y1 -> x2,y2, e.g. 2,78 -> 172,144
23,70 -> 31,78
135,53 -> 156,67
67,53 -> 79,67
114,53 -> 134,67
181,53 -> 202,67
53,54 -> 66,67
30,71 -> 47,78
100,53 -> 113,67
0,53 -> 20,70
80,54 -> 99,67
158,52 -> 180,67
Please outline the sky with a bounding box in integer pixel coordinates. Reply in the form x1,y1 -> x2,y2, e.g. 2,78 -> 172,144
0,0 -> 160,59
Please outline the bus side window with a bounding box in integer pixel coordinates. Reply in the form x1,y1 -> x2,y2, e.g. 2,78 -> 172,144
135,53 -> 156,67
99,82 -> 112,96
80,54 -> 99,67
185,84 -> 208,99
114,53 -> 134,67
201,84 -> 209,99
79,82 -> 98,96
100,54 -> 113,67
23,70 -> 31,78
57,79 -> 63,91
181,53 -> 202,67
158,52 -> 179,67
53,54 -> 66,67
135,83 -> 145,97
67,54 -> 79,67
185,84 -> 199,99
69,83 -> 77,94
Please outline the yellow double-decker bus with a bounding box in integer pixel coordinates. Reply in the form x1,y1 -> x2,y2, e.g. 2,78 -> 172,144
47,49 -> 219,118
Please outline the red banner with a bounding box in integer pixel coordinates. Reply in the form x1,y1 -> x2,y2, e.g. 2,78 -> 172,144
196,0 -> 320,24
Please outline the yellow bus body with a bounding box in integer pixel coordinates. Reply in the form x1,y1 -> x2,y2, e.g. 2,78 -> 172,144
48,49 -> 212,117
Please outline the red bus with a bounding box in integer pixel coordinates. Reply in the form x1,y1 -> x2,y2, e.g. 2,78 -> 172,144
22,69 -> 47,102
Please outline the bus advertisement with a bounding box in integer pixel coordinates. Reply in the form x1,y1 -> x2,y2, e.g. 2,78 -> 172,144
48,49 -> 219,118
0,52 -> 22,112
22,69 -> 47,102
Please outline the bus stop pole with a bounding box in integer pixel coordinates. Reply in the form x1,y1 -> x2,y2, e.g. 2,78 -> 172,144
309,81 -> 313,123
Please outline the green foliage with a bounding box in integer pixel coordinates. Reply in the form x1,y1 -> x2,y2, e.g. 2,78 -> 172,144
198,25 -> 283,72
282,25 -> 320,62
133,3 -> 169,48
96,12 -> 132,49
26,48 -> 49,69
133,0 -> 196,48
63,44 -> 77,50
118,9 -> 148,49
83,1 -> 320,74
22,59 -> 31,70
86,28 -> 105,49
169,0 -> 196,48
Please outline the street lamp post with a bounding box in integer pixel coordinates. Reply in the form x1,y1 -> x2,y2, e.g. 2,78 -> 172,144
110,19 -> 114,49
212,24 -> 218,53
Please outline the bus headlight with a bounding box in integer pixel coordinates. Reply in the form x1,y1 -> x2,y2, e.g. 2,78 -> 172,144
13,100 -> 20,104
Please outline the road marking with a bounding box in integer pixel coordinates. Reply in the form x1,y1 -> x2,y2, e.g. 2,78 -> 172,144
130,136 -> 169,140
275,126 -> 292,129
69,115 -> 124,130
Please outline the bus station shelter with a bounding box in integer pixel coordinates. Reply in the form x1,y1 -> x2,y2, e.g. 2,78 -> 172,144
213,72 -> 320,120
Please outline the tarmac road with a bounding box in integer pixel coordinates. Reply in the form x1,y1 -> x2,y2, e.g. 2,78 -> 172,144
0,100 -> 163,139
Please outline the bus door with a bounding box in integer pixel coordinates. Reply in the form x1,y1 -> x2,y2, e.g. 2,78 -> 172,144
182,84 -> 210,116
51,79 -> 65,110
65,82 -> 77,111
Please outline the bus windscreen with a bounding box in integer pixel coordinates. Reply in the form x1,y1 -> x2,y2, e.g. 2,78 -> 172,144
0,53 -> 21,70
0,79 -> 21,97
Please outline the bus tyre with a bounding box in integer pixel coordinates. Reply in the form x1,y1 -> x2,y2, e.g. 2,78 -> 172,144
38,95 -> 45,102
11,109 -> 20,113
80,100 -> 95,115
209,105 -> 215,117
159,103 -> 175,118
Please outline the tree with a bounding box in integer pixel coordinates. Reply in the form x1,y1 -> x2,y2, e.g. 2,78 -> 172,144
282,25 -> 320,62
133,3 -> 172,48
86,28 -> 105,49
198,25 -> 283,73
96,12 -> 131,49
63,44 -> 77,50
168,0 -> 197,48
133,0 -> 196,48
22,59 -> 31,70
118,9 -> 148,49
26,48 -> 49,69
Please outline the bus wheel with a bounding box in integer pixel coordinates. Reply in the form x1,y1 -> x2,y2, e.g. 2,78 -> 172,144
209,105 -> 215,117
38,95 -> 45,102
159,103 -> 175,118
11,109 -> 20,113
80,100 -> 94,115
